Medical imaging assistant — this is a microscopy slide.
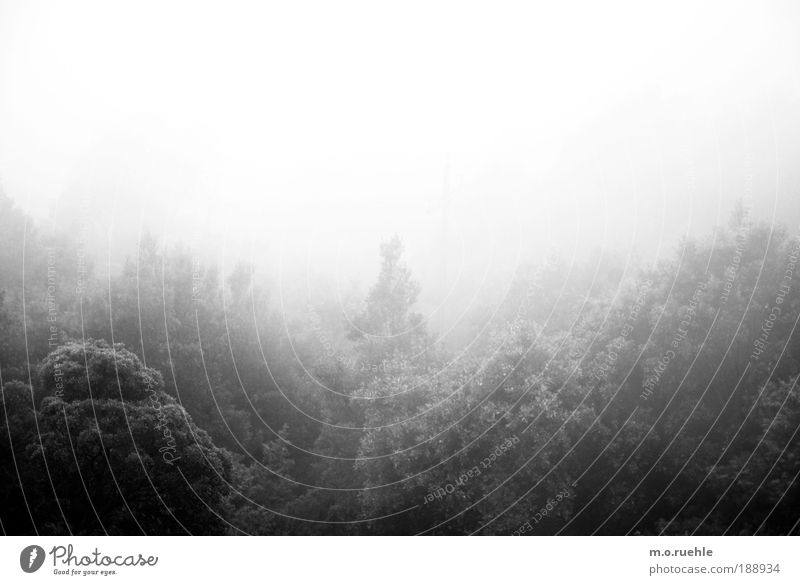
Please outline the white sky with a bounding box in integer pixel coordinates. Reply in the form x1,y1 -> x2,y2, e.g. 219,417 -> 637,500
1,1 -> 799,287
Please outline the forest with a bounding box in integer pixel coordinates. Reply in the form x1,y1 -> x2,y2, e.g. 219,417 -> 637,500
1,191 -> 799,535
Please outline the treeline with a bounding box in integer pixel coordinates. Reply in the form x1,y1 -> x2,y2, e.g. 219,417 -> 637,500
1,191 -> 799,535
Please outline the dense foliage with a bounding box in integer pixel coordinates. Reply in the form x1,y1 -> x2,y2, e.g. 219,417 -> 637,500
1,191 -> 798,534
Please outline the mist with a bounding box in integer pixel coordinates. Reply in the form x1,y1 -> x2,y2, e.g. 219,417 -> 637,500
3,1 -> 800,310
2,1 -> 800,539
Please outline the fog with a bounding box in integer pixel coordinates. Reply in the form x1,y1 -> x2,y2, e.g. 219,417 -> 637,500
5,0 -> 800,541
2,0 -> 800,336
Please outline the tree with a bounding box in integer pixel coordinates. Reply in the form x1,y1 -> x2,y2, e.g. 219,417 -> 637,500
349,236 -> 429,372
37,339 -> 164,404
18,340 -> 233,535
0,381 -> 38,533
